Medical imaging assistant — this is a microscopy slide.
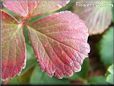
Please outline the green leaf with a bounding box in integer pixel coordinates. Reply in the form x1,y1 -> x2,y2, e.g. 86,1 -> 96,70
112,5 -> 114,23
106,64 -> 114,84
21,43 -> 37,75
69,58 -> 90,80
9,77 -> 21,85
58,0 -> 76,11
106,74 -> 114,84
108,64 -> 114,74
30,66 -> 70,85
88,76 -> 108,84
99,27 -> 113,66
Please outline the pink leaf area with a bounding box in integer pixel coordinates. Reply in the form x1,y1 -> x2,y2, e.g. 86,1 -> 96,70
1,11 -> 26,80
3,0 -> 70,17
3,0 -> 38,17
32,0 -> 70,16
28,11 -> 90,79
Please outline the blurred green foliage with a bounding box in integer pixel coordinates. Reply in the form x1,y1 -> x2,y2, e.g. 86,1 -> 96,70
112,5 -> 114,23
106,64 -> 114,84
88,76 -> 107,85
30,66 -> 70,85
99,27 -> 113,67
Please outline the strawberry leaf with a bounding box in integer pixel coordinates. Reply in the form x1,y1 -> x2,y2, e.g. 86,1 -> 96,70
32,0 -> 70,16
3,0 -> 37,17
99,27 -> 113,66
73,0 -> 112,35
112,5 -> 114,23
3,0 -> 70,17
27,11 -> 90,79
1,11 -> 26,80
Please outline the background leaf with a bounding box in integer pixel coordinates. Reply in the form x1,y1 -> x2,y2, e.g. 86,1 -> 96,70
106,64 -> 114,84
30,66 -> 70,85
99,27 -> 113,66
20,43 -> 37,75
112,5 -> 114,23
88,76 -> 108,84
73,0 -> 112,35
9,67 -> 34,85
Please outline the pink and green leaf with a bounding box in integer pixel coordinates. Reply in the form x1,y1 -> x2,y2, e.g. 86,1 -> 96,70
27,11 -> 90,79
32,0 -> 70,16
1,11 -> 26,80
3,0 -> 38,17
3,0 -> 70,18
